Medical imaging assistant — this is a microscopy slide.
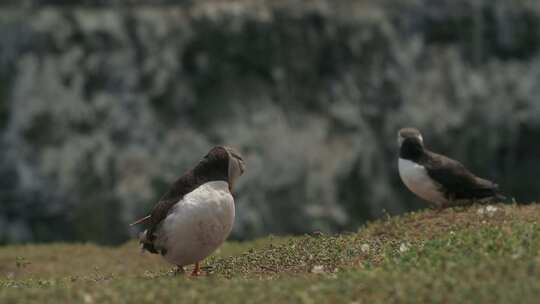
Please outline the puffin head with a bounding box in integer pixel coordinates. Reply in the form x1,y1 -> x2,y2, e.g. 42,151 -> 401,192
398,127 -> 423,147
223,146 -> 245,192
398,127 -> 424,160
200,146 -> 245,192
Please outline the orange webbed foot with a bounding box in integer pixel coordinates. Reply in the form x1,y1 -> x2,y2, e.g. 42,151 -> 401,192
190,262 -> 202,277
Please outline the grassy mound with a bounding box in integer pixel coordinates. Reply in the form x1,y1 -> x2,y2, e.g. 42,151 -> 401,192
1,203 -> 539,303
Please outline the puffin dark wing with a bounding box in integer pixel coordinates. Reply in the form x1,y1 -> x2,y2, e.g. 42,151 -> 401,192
139,171 -> 201,254
134,145 -> 233,255
423,151 -> 501,200
135,197 -> 179,254
147,198 -> 181,229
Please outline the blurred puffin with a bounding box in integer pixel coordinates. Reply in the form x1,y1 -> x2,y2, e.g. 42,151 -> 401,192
397,127 -> 504,209
131,146 -> 245,275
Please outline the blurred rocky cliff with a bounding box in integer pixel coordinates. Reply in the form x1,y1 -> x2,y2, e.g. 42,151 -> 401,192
1,0 -> 539,244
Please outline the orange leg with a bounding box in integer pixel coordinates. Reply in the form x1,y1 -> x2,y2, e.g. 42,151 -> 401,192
191,262 -> 202,276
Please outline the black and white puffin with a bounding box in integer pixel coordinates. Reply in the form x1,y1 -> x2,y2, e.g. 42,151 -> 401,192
131,146 -> 245,275
397,127 -> 504,209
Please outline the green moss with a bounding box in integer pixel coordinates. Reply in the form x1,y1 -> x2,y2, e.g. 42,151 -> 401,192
1,204 -> 540,303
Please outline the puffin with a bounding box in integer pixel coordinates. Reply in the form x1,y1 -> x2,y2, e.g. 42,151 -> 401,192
131,146 -> 245,275
397,127 -> 504,209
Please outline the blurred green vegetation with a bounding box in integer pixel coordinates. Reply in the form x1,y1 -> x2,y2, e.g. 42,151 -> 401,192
1,204 -> 539,303
0,0 -> 540,244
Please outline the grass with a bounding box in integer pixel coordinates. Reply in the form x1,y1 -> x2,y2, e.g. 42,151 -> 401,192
1,203 -> 540,303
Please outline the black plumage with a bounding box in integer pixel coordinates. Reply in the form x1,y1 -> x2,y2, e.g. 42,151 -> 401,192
131,146 -> 239,254
398,128 -> 505,207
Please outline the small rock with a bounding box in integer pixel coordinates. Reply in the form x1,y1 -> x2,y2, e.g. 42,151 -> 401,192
82,293 -> 93,304
486,205 -> 498,217
311,265 -> 325,274
478,205 -> 499,217
361,243 -> 370,253
399,243 -> 409,253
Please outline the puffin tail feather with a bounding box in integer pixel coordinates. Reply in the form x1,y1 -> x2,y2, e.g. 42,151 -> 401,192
494,191 -> 507,201
130,215 -> 151,226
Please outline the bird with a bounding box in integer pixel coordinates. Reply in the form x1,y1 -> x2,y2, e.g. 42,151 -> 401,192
130,146 -> 245,276
397,127 -> 505,209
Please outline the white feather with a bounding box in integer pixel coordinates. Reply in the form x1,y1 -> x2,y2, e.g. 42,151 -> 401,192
398,158 -> 448,206
153,180 -> 235,266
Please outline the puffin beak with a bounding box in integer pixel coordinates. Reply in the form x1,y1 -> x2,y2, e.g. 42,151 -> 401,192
226,147 -> 245,193
239,160 -> 245,175
229,160 -> 245,193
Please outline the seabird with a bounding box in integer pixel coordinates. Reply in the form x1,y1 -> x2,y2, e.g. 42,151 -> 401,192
131,146 -> 245,275
397,127 -> 504,209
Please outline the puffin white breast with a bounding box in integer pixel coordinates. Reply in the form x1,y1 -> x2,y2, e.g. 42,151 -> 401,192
398,158 -> 448,205
154,180 -> 235,266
